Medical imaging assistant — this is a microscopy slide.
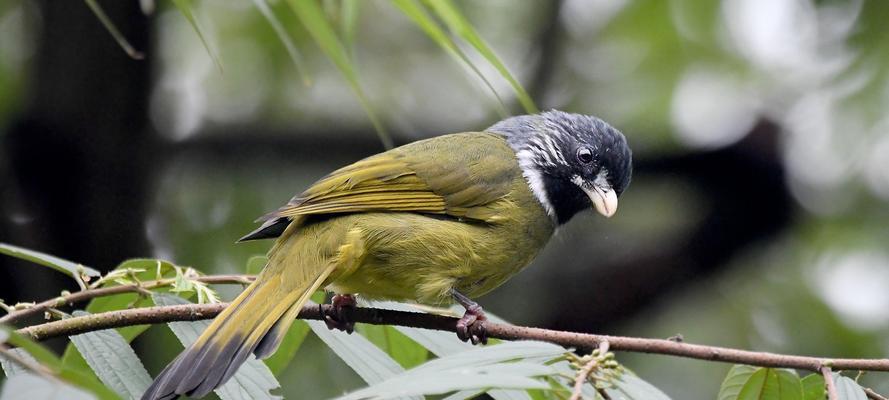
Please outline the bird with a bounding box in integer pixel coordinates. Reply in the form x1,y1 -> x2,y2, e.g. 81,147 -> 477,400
141,110 -> 633,400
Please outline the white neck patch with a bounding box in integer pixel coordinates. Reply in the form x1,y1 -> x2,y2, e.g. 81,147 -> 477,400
515,148 -> 557,223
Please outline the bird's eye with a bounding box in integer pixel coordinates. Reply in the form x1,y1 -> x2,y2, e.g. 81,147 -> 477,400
577,147 -> 594,164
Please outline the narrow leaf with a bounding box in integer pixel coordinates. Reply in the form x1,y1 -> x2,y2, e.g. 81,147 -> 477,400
719,365 -> 758,400
0,348 -> 35,378
170,0 -> 223,72
1,327 -> 120,399
0,243 -> 100,279
152,294 -> 281,400
425,0 -> 538,113
253,0 -> 310,85
392,0 -> 508,116
288,0 -> 393,149
83,0 -> 144,59
69,311 -> 152,400
834,374 -> 867,400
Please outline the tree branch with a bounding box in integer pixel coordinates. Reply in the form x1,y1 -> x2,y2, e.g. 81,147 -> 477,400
0,274 -> 254,325
14,302 -> 889,373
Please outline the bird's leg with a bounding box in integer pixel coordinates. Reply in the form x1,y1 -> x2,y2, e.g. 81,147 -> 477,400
451,289 -> 488,345
323,293 -> 357,333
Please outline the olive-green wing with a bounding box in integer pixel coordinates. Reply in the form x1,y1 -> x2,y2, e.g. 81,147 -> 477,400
272,132 -> 519,222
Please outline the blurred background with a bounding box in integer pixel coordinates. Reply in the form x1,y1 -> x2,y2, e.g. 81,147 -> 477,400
1,0 -> 888,398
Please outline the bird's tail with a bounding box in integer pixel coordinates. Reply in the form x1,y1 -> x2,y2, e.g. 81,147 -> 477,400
141,252 -> 336,400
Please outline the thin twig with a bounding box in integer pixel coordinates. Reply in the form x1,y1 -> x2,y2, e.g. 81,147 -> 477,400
865,387 -> 889,400
13,303 -> 889,373
821,365 -> 839,400
0,274 -> 254,325
569,341 -> 610,400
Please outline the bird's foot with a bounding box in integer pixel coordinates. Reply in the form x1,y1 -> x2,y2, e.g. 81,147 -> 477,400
323,294 -> 356,333
451,290 -> 488,345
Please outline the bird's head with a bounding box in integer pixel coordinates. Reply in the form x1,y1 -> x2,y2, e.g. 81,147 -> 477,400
488,110 -> 633,225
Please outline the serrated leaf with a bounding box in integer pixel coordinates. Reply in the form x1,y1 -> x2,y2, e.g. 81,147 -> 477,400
308,319 -> 406,385
834,374 -> 867,400
605,372 -> 672,400
335,341 -> 560,400
424,0 -> 537,113
0,348 -> 35,378
287,0 -> 392,149
719,365 -> 759,400
1,327 -> 119,399
356,324 -> 428,369
800,374 -> 825,400
170,0 -> 223,72
366,301 -> 533,400
0,373 -> 96,400
69,311 -> 152,400
152,294 -> 281,400
0,242 -> 100,279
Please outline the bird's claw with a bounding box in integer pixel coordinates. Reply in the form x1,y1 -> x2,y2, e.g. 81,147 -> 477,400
323,294 -> 356,333
456,304 -> 488,345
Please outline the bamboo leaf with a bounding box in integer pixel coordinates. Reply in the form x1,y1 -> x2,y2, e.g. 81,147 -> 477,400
68,311 -> 152,400
424,0 -> 537,113
170,0 -> 223,72
83,0 -> 144,59
253,0 -> 310,85
392,0 -> 508,116
288,0 -> 393,149
0,243 -> 100,280
151,294 -> 281,400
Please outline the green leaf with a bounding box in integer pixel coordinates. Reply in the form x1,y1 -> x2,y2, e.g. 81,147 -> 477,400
391,0 -> 508,116
0,242 -> 100,280
356,324 -> 428,369
252,0 -> 310,85
246,255 -> 269,275
170,0 -> 223,72
340,0 -> 360,53
719,365 -> 758,400
366,301 -> 532,400
834,374 -> 867,400
287,0 -> 393,149
262,320 -> 310,376
736,368 -> 802,400
307,319 -> 406,385
424,0 -> 538,113
335,341 -> 562,400
1,327 -> 120,399
800,374 -> 825,400
68,311 -> 152,400
605,372 -> 673,400
83,0 -> 144,60
152,294 -> 281,400
0,373 -> 96,400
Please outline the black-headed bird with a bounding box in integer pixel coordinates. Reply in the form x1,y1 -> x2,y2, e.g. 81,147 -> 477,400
142,110 -> 633,400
